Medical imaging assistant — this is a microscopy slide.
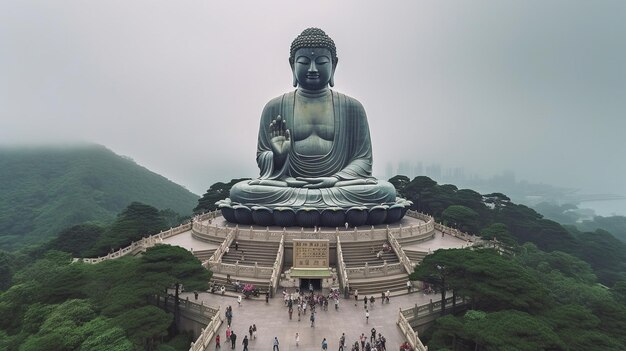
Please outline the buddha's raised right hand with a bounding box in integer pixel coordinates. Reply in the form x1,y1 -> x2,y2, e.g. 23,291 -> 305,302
269,115 -> 291,160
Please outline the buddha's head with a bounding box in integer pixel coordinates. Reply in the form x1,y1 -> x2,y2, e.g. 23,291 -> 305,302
289,28 -> 338,89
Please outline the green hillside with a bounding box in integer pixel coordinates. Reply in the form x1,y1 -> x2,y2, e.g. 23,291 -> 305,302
0,144 -> 198,251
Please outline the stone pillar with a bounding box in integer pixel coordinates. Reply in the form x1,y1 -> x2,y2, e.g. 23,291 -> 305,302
383,260 -> 388,275
364,262 -> 369,278
254,262 -> 258,277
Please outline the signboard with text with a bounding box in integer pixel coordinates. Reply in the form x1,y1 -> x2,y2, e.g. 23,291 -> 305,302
293,239 -> 329,268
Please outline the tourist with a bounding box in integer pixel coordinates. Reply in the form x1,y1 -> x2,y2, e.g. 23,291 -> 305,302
295,332 -> 300,347
266,291 -> 270,303
221,285 -> 226,295
385,290 -> 390,303
310,311 -> 315,327
248,325 -> 252,339
406,281 -> 411,293
322,338 -> 328,350
381,292 -> 385,304
335,298 -> 339,310
225,325 -> 231,341
365,309 -> 369,324
298,305 -> 302,321
194,291 -> 199,300
360,333 -> 366,350
237,295 -> 242,307
235,241 -> 239,251
273,337 -> 280,351
289,306 -> 293,320
370,327 -> 376,343
365,342 -> 371,351
242,335 -> 248,351
363,295 -> 368,309
339,333 -> 346,351
369,296 -> 375,308
354,289 -> 359,306
230,331 -> 237,349
215,334 -> 221,350
252,324 -> 257,339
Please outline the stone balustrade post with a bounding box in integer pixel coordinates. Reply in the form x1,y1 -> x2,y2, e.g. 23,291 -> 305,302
254,262 -> 258,277
364,262 -> 369,277
383,260 -> 388,275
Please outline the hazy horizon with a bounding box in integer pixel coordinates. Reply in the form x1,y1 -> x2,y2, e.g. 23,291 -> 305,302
2,1 -> 625,208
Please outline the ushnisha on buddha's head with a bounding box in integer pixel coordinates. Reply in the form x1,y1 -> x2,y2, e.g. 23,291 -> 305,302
289,28 -> 338,89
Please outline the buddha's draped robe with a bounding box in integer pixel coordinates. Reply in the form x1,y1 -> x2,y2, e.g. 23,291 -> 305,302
230,90 -> 396,209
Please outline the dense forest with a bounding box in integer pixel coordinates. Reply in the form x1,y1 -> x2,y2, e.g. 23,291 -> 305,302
392,175 -> 626,350
0,202 -> 209,351
0,145 -> 198,251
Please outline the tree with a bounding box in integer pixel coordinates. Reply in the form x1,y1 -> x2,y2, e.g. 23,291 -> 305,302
86,202 -> 168,257
194,178 -> 250,213
442,205 -> 480,233
139,245 -> 211,328
388,175 -> 410,197
44,224 -> 104,257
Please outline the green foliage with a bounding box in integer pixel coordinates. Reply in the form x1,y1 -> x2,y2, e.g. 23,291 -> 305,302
86,202 -> 168,257
0,144 -> 198,251
194,178 -> 250,213
43,224 -> 105,257
578,215 -> 626,243
442,205 -> 480,233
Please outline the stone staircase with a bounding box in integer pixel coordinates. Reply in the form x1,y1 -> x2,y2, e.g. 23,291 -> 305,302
221,239 -> 279,266
341,239 -> 399,267
210,239 -> 279,293
348,273 -> 410,297
404,249 -> 428,264
192,248 -> 216,261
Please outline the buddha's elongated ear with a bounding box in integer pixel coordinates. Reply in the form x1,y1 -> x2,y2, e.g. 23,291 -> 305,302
290,60 -> 298,87
329,64 -> 337,87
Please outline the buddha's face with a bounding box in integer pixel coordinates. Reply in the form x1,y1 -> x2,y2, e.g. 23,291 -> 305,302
292,48 -> 334,90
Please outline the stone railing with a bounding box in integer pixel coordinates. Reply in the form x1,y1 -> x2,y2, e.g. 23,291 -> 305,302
397,295 -> 467,351
189,306 -> 223,351
345,261 -> 404,279
434,222 -> 479,243
269,234 -> 285,295
208,261 -> 274,279
388,232 -> 414,274
191,210 -> 435,245
397,310 -> 427,351
336,236 -> 349,292
76,221 -> 193,264
204,229 -> 235,265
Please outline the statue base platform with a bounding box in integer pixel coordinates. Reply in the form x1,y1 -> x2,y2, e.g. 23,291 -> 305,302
215,198 -> 412,228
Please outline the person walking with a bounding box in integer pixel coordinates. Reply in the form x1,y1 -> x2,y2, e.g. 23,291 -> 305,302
226,326 -> 231,342
370,328 -> 376,343
298,305 -> 302,321
365,309 -> 369,324
385,290 -> 390,304
248,326 -> 253,339
310,311 -> 315,327
289,306 -> 293,320
215,334 -> 221,350
363,295 -> 368,309
339,333 -> 346,351
354,289 -> 359,306
381,292 -> 385,304
360,333 -> 366,350
237,295 -> 242,307
322,338 -> 328,350
242,335 -> 249,351
273,337 -> 280,351
295,332 -> 300,347
406,281 -> 411,293
252,324 -> 257,339
230,331 -> 237,349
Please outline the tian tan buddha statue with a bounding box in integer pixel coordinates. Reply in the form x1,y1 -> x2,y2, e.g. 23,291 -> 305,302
218,28 -> 411,227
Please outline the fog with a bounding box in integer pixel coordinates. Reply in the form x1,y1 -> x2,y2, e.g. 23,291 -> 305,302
1,1 -> 625,202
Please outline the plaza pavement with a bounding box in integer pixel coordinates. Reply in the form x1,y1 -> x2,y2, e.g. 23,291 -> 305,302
181,289 -> 442,351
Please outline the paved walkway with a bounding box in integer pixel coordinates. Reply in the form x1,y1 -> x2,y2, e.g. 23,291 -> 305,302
403,232 -> 468,252
163,231 -> 218,251
181,289 -> 441,351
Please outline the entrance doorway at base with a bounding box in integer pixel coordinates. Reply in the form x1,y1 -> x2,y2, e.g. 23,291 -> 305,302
300,278 -> 322,292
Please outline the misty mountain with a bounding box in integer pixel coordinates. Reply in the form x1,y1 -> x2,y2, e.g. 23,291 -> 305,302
0,144 -> 198,251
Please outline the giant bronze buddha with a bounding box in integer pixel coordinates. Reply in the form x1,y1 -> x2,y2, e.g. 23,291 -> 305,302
218,28 -> 411,227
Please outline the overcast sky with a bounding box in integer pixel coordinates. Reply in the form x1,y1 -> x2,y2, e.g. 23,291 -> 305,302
1,0 -> 625,199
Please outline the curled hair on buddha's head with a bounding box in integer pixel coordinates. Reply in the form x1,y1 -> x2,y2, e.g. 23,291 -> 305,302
289,28 -> 338,66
